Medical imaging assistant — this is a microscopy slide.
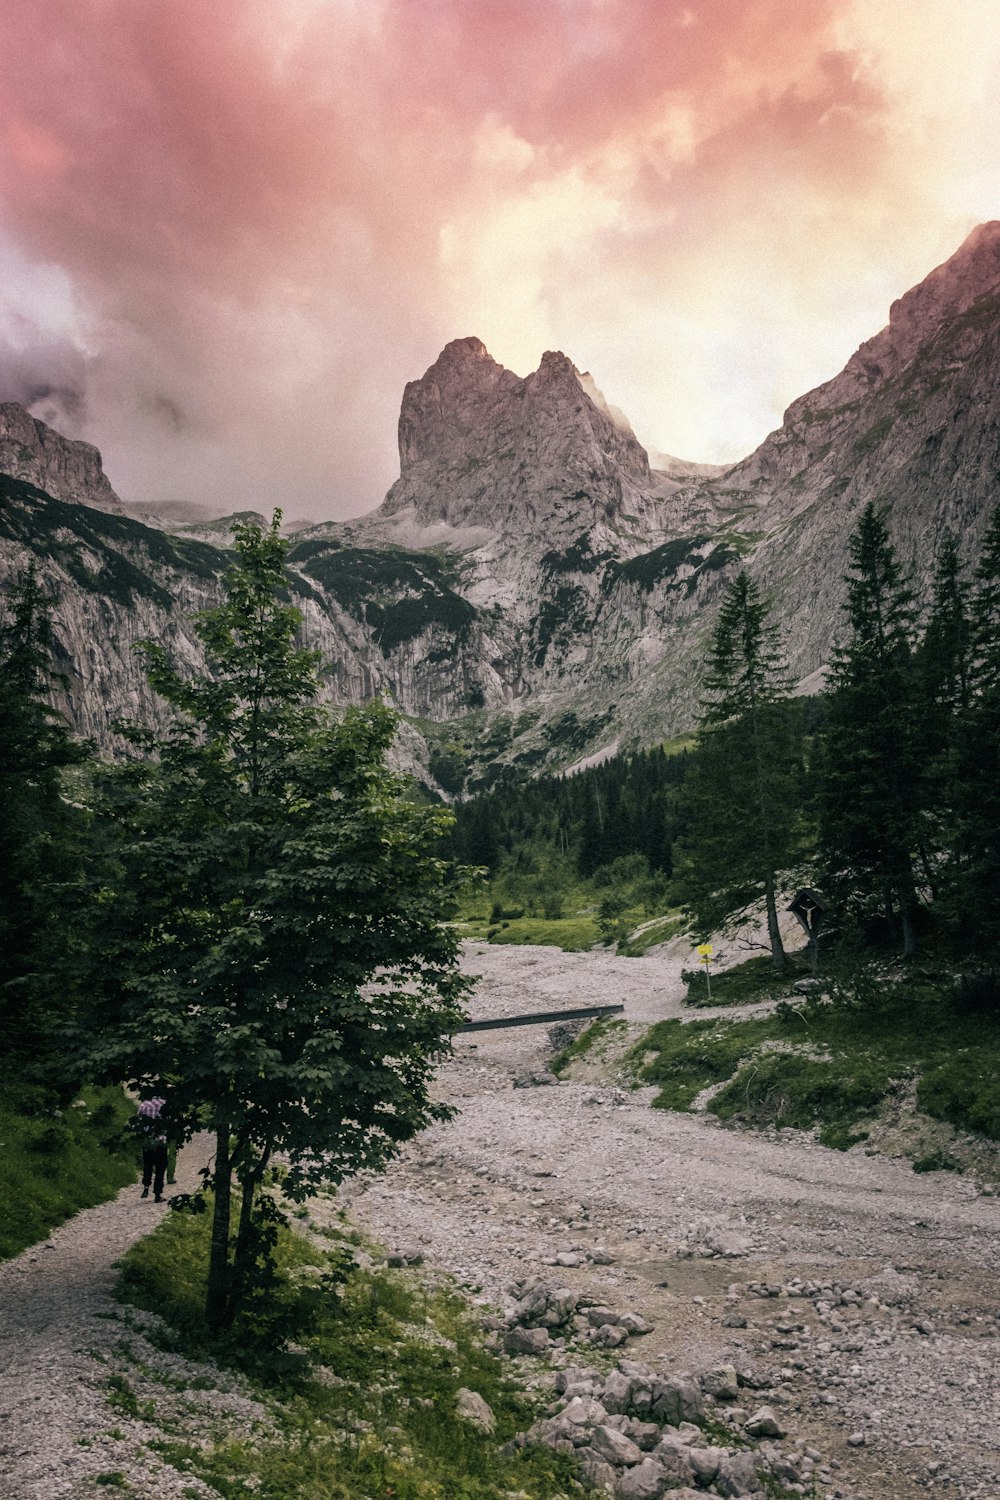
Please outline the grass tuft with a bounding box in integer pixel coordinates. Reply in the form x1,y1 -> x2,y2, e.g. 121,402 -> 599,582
116,1208 -> 586,1499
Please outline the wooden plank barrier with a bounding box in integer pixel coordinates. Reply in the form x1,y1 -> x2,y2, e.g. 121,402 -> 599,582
457,1002 -> 625,1034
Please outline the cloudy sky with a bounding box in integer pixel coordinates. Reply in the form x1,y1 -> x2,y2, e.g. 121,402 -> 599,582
1,1 -> 998,521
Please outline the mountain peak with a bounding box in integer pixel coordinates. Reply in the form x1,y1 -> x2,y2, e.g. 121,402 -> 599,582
0,402 -> 123,513
845,221 -> 1000,390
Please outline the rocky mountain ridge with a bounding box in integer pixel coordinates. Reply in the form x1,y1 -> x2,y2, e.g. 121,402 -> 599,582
3,223 -> 1000,791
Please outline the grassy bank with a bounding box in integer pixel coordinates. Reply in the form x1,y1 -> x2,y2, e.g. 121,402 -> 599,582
115,1206 -> 582,1499
0,1082 -> 137,1259
632,961 -> 1000,1155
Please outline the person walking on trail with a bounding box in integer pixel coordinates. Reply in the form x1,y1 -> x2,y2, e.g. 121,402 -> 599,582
134,1095 -> 169,1202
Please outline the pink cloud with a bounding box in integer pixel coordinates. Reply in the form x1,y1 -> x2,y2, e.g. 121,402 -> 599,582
0,1 -> 993,514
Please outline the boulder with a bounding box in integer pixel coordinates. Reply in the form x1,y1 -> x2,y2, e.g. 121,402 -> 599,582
649,1374 -> 705,1427
590,1424 -> 645,1468
705,1229 -> 753,1258
555,1364 -> 602,1394
700,1364 -> 740,1402
504,1325 -> 550,1355
614,1458 -> 668,1499
714,1450 -> 762,1496
744,1406 -> 785,1439
455,1388 -> 495,1433
512,1282 -> 578,1328
592,1323 -> 629,1348
599,1370 -> 633,1414
580,1451 -> 618,1493
619,1312 -> 653,1335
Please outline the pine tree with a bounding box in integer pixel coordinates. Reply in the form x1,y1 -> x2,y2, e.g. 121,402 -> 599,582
675,572 -> 803,969
820,505 -> 922,954
0,564 -> 89,1066
915,537 -> 971,897
70,516 -> 469,1329
949,505 -> 1000,943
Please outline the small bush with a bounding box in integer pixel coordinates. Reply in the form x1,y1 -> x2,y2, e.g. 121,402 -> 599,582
912,1149 -> 962,1174
950,971 -> 1000,1016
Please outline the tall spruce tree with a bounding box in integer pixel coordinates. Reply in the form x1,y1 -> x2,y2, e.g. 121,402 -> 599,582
0,564 -> 89,1067
71,516 -> 469,1329
949,504 -> 1000,943
915,537 -> 971,898
820,504 -> 922,954
675,572 -> 802,970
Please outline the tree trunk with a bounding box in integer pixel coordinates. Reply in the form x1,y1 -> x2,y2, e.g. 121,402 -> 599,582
764,870 -> 787,973
228,1149 -> 270,1325
900,897 -> 918,957
206,1126 -> 233,1331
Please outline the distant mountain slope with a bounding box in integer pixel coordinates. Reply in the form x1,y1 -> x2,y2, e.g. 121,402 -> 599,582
2,224 -> 1000,788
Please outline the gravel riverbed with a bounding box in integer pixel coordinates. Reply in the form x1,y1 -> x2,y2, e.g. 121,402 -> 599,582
338,940 -> 1000,1500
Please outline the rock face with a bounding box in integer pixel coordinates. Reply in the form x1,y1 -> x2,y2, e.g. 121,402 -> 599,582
3,224 -> 1000,783
385,337 -> 655,533
0,404 -> 123,513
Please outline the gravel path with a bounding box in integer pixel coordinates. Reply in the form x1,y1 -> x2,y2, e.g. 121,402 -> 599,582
337,939 -> 1000,1500
0,1135 -> 221,1500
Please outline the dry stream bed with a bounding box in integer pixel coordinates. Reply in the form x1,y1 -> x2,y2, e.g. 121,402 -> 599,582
336,940 -> 1000,1500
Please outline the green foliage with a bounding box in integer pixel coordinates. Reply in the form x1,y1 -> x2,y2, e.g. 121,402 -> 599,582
117,1209 -> 584,1500
637,965 -> 1000,1149
0,1084 -> 136,1260
0,562 -> 91,1066
820,504 -> 922,953
682,953 -> 809,1007
603,535 -> 741,595
288,539 -> 476,655
486,915 -> 599,952
0,475 -> 224,606
69,515 -> 470,1329
675,572 -> 805,968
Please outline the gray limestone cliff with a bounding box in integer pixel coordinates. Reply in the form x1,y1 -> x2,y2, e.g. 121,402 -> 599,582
0,403 -> 124,513
3,223 -> 1000,785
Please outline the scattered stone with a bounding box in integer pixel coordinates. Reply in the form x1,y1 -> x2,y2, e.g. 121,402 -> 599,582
847,1431 -> 866,1447
588,1247 -> 617,1265
513,1070 -> 558,1088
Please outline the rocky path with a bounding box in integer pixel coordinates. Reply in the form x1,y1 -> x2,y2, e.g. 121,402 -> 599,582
337,940 -> 1000,1500
0,1136 -> 220,1500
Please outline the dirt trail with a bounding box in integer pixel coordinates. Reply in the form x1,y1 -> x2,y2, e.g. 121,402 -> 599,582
339,940 -> 1000,1500
0,1136 -> 217,1500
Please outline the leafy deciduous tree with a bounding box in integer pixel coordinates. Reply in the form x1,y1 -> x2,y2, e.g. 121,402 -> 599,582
72,516 -> 470,1329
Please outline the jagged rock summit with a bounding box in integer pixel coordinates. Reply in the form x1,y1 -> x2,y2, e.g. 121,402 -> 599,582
3,222 -> 1000,785
0,403 -> 123,514
381,337 -> 655,535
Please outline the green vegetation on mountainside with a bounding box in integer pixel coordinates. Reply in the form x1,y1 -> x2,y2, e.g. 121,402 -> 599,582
287,537 -> 477,656
116,1206 -> 582,1500
0,475 -> 225,607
